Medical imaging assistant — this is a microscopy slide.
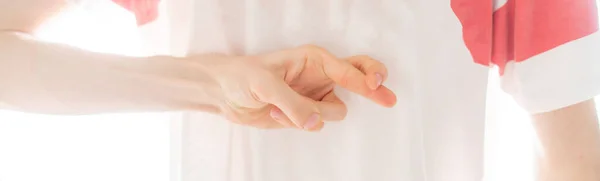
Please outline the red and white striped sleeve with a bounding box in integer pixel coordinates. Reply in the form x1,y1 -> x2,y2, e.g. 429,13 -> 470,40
454,0 -> 600,113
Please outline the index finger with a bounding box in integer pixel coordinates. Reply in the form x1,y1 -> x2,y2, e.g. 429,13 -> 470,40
318,53 -> 397,107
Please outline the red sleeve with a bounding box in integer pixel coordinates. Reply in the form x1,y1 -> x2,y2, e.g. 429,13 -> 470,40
112,0 -> 161,26
453,0 -> 600,113
452,0 -> 599,74
491,0 -> 598,74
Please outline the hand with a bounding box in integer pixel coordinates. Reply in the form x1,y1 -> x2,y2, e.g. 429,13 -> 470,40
204,45 -> 397,131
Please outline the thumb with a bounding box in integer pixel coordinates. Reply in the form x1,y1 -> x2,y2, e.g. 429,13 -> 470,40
252,77 -> 322,130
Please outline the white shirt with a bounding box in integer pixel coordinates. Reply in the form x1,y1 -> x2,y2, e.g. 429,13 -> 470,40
114,0 -> 600,180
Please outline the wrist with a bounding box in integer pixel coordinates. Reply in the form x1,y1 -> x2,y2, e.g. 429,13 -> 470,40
135,55 -> 223,113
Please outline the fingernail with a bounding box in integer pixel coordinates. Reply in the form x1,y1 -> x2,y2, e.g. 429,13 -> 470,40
270,108 -> 282,120
303,113 -> 320,130
374,73 -> 383,89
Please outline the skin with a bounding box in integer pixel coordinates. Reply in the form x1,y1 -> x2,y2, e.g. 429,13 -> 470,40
0,0 -> 396,131
533,100 -> 600,181
0,0 -> 598,180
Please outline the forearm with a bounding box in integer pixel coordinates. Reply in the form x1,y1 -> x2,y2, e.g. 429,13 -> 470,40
0,31 -> 221,114
532,100 -> 600,181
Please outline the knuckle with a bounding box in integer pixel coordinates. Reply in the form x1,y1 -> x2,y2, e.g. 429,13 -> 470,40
351,55 -> 387,73
338,68 -> 352,87
299,44 -> 331,59
364,61 -> 380,71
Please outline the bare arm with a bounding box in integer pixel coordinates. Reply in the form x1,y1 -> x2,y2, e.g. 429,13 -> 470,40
0,0 -> 395,130
0,0 -> 221,114
533,99 -> 600,181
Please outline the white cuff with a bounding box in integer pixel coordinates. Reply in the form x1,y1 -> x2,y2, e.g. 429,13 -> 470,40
501,32 -> 600,114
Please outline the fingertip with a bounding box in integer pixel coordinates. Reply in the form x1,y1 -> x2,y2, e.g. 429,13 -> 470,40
269,107 -> 283,119
384,96 -> 397,108
384,90 -> 398,108
307,122 -> 325,132
376,73 -> 384,85
366,72 -> 384,90
367,75 -> 376,90
371,86 -> 398,107
303,113 -> 322,130
270,107 -> 296,127
318,91 -> 348,121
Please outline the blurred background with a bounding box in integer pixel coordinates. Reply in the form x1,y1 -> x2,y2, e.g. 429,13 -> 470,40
0,1 -> 598,181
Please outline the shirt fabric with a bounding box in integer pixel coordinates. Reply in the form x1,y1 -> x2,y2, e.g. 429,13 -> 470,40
113,0 -> 600,181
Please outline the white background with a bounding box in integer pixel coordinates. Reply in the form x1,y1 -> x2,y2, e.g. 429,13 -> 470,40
0,1 -> 598,181
0,3 -> 171,181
